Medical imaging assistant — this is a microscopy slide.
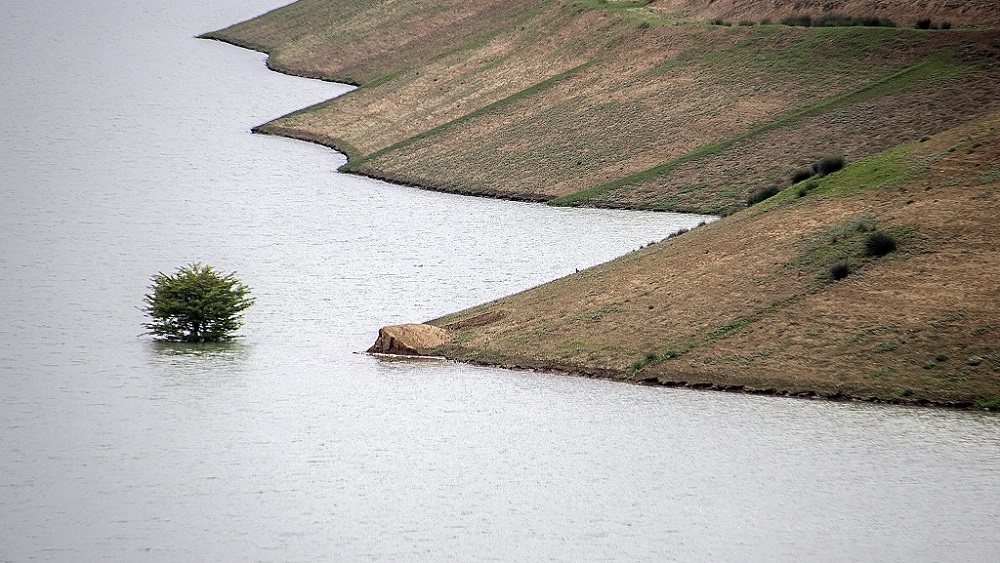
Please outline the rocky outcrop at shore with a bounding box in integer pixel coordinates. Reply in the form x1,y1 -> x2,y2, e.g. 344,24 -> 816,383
367,324 -> 449,356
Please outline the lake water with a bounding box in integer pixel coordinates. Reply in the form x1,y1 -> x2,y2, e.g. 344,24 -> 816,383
1,1 -> 999,561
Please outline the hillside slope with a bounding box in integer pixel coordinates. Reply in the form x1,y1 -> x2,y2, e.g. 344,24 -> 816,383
206,0 -> 1000,214
433,114 -> 1000,407
649,0 -> 1000,28
206,1 -> 1000,406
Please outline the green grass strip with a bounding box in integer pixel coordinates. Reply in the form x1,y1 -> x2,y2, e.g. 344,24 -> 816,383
627,292 -> 808,376
548,48 -> 964,206
341,60 -> 596,171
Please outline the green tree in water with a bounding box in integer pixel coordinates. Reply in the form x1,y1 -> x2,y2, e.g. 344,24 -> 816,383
143,263 -> 255,342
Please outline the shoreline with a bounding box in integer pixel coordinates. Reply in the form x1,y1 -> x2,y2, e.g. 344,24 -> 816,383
252,128 -> 559,204
202,10 -> 1000,412
201,34 -> 571,206
197,33 -> 358,85
444,357 -> 981,410
370,346 -> 980,409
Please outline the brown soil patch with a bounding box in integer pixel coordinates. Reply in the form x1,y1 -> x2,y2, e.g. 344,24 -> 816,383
259,4 -> 619,159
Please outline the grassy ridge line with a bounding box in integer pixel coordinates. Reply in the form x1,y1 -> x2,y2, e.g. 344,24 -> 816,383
547,48 -> 965,207
340,61 -> 597,171
759,143 -> 916,210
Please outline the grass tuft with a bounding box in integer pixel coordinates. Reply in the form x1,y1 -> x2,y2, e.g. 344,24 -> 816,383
791,168 -> 814,184
829,261 -> 851,280
813,155 -> 846,177
864,231 -> 898,257
796,180 -> 819,198
746,185 -> 781,206
780,14 -> 896,28
976,396 -> 1000,411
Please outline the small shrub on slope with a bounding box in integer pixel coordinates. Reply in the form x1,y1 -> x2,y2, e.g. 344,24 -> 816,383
864,231 -> 898,257
829,261 -> 851,280
813,155 -> 846,177
791,168 -> 814,184
746,186 -> 781,206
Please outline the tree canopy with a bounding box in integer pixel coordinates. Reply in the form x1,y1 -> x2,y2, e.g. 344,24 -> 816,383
143,263 -> 255,343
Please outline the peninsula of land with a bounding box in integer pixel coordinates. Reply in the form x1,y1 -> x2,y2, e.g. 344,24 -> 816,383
206,0 -> 1000,408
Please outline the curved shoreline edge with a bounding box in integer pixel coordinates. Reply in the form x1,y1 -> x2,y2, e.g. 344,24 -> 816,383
448,358 -> 978,410
201,33 -> 560,205
367,331 -> 978,409
201,7 -> 1000,411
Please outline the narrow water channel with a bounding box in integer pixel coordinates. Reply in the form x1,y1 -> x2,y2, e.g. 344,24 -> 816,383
1,1 -> 998,561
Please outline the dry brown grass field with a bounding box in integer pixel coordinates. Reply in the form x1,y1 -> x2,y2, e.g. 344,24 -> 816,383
433,114 -> 1000,406
209,1 -> 1000,213
649,0 -> 999,28
207,0 -> 1000,406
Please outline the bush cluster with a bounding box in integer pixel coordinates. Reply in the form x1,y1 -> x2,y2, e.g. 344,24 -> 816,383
748,154 -> 849,206
864,231 -> 897,257
790,168 -> 813,184
813,155 -> 845,177
826,232 -> 897,282
722,14 -> 948,29
779,14 -> 896,28
746,185 -> 781,206
916,18 -> 951,30
829,261 -> 851,280
788,155 -> 846,193
817,223 -> 899,284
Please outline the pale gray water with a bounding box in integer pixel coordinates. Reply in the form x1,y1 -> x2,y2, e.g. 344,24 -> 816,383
1,1 -> 999,561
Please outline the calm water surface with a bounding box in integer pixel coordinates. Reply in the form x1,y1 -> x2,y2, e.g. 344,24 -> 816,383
2,1 -> 999,561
